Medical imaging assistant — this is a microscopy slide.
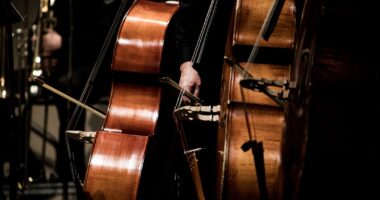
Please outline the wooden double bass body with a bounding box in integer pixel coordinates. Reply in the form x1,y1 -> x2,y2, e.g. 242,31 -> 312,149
83,0 -> 179,199
216,0 -> 296,199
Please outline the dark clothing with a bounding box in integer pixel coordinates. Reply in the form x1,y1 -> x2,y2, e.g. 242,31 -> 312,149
175,0 -> 210,66
174,1 -> 220,200
174,0 -> 237,200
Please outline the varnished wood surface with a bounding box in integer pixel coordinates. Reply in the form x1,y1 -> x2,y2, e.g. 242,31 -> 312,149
104,82 -> 161,135
83,1 -> 179,199
216,0 -> 295,199
222,104 -> 284,200
234,0 -> 295,48
112,0 -> 178,74
84,131 -> 148,200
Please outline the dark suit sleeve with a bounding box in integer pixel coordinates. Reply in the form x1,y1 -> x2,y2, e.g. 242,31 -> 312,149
175,0 -> 209,67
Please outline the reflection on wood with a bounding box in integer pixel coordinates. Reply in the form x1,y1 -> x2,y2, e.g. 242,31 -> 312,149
216,0 -> 296,199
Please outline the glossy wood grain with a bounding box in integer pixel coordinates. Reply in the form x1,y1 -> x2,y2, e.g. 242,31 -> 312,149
222,104 -> 284,200
234,0 -> 296,48
83,1 -> 179,199
104,83 -> 161,134
84,131 -> 148,200
216,0 -> 295,199
112,0 -> 178,74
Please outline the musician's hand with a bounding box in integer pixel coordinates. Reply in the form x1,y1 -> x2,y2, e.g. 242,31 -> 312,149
42,28 -> 62,55
179,61 -> 201,104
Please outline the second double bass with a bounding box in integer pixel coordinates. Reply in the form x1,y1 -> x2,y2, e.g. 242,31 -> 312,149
216,0 -> 296,199
83,0 -> 180,199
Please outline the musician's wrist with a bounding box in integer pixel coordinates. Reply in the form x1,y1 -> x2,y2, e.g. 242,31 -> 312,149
180,61 -> 194,72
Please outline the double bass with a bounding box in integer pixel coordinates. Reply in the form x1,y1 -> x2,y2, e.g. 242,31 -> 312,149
166,0 -> 296,199
216,0 -> 296,199
82,0 -> 180,199
34,0 -> 225,199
